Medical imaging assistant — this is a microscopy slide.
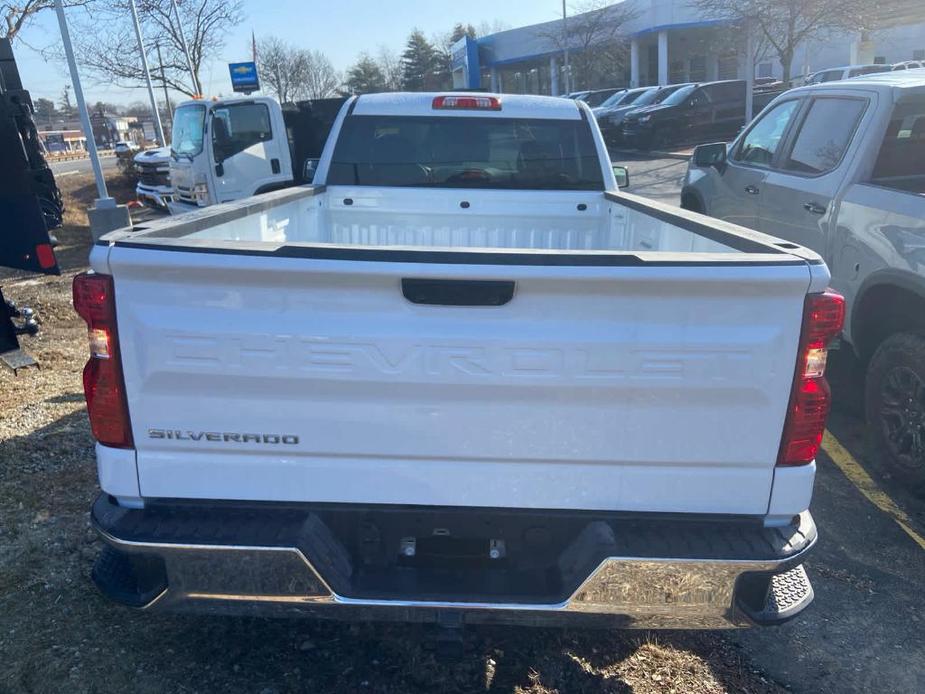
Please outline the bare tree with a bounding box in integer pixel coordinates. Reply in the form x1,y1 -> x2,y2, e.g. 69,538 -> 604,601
61,0 -> 243,96
476,19 -> 511,37
2,0 -> 91,42
688,0 -> 874,83
376,46 -> 402,91
541,0 -> 639,91
255,37 -> 340,102
300,49 -> 340,100
256,35 -> 302,103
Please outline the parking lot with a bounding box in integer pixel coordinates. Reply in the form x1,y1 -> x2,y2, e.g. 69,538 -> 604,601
0,167 -> 923,693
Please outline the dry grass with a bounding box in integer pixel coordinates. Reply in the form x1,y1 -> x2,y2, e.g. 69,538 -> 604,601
0,174 -> 788,693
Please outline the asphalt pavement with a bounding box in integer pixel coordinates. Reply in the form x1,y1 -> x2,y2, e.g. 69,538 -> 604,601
622,152 -> 925,694
48,154 -> 118,177
615,151 -> 691,204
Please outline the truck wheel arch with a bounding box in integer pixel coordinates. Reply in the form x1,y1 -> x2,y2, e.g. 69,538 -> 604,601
680,188 -> 706,215
852,271 -> 925,362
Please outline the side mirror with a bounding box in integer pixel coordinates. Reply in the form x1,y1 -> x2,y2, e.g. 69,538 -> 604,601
692,142 -> 727,169
612,165 -> 630,189
302,158 -> 320,183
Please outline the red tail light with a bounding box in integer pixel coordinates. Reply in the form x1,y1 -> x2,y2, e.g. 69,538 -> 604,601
777,291 -> 845,466
35,243 -> 57,269
73,273 -> 133,448
432,95 -> 502,111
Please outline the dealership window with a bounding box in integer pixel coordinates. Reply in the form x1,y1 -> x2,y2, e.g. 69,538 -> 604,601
718,54 -> 738,80
783,98 -> 866,175
689,56 -> 706,82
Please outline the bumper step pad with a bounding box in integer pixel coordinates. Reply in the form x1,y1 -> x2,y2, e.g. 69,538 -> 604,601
744,564 -> 814,625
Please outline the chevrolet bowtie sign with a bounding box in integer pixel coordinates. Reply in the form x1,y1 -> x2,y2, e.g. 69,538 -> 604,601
229,61 -> 259,94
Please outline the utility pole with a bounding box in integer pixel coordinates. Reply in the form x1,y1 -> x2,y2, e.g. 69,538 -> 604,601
170,0 -> 200,95
561,0 -> 570,94
129,0 -> 165,146
156,42 -> 172,132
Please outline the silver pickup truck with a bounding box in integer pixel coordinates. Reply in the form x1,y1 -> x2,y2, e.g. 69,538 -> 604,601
683,70 -> 925,491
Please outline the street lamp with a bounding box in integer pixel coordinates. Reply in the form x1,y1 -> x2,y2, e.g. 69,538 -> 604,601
128,0 -> 166,146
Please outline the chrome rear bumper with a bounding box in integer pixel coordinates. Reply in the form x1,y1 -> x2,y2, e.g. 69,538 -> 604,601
91,495 -> 816,629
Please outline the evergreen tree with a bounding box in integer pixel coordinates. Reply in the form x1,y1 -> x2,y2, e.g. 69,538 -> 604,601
400,30 -> 438,91
346,55 -> 388,94
58,86 -> 76,120
449,23 -> 477,44
33,98 -> 58,127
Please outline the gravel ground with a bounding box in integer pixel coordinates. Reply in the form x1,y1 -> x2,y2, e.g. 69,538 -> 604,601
0,173 -> 790,693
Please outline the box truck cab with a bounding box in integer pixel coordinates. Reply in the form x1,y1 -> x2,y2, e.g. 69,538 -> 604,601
168,96 -> 293,210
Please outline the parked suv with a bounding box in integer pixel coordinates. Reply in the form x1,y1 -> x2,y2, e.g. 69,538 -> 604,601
622,80 -> 746,150
806,64 -> 889,84
573,88 -> 624,107
682,71 -> 925,490
594,84 -> 686,145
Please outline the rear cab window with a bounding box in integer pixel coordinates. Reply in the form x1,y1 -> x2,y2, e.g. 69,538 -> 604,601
327,116 -> 605,190
782,97 -> 867,175
870,97 -> 925,194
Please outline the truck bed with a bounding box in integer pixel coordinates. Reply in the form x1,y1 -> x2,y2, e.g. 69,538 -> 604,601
95,185 -> 827,516
116,185 -> 820,260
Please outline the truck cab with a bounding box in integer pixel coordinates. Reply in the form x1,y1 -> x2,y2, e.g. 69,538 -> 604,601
169,96 -> 293,210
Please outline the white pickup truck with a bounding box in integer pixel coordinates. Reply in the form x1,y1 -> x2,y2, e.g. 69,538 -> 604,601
79,93 -> 841,630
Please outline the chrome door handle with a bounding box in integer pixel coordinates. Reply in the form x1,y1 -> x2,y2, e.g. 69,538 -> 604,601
744,185 -> 759,195
803,201 -> 826,215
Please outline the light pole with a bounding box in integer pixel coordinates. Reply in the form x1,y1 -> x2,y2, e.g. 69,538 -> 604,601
156,42 -> 172,132
129,0 -> 166,146
561,0 -> 571,94
53,0 -> 111,205
170,0 -> 200,95
54,0 -> 132,241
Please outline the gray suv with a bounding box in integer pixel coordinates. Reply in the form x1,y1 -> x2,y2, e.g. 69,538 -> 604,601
682,71 -> 925,490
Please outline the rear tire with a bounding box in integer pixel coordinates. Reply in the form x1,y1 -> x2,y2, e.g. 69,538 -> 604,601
865,332 -> 925,495
681,192 -> 704,214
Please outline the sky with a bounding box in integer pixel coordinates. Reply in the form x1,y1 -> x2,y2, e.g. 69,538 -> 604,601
13,0 -> 560,107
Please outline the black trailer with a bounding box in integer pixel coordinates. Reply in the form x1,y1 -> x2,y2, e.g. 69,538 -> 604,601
0,38 -> 62,370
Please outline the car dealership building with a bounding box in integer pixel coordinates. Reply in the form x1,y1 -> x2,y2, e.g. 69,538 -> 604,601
451,1 -> 925,94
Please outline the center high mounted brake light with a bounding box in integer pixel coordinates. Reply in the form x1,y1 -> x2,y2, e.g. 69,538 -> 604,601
777,290 -> 845,466
73,273 -> 133,449
432,95 -> 502,111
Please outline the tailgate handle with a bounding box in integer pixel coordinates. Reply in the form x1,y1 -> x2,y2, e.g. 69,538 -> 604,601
401,279 -> 514,306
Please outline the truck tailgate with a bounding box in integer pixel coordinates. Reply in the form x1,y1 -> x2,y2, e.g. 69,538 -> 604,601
101,246 -> 811,514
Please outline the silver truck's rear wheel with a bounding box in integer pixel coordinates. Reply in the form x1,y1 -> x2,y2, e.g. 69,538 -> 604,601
866,332 -> 925,494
